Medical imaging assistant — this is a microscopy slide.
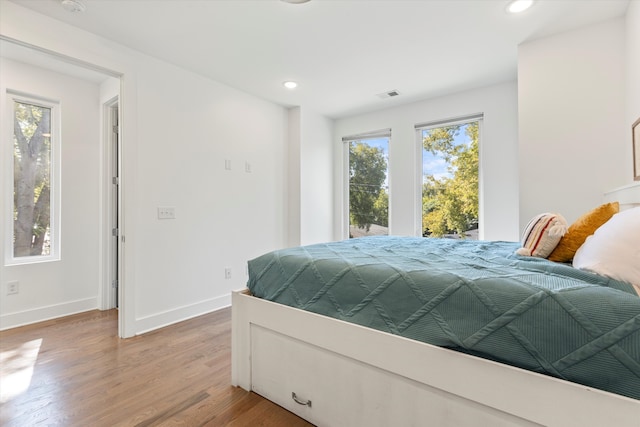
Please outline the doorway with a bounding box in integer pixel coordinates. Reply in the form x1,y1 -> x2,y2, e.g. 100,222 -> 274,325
0,36 -> 125,336
105,98 -> 120,309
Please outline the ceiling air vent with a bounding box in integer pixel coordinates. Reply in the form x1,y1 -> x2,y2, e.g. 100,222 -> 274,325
376,90 -> 400,99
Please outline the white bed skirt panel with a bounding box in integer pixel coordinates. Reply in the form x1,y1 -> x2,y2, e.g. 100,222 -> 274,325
231,290 -> 640,427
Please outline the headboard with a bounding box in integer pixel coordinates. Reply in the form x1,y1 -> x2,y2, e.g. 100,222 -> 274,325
604,182 -> 640,210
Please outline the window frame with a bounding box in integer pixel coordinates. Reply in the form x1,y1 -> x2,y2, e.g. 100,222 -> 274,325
415,114 -> 483,240
342,128 -> 391,239
5,90 -> 61,265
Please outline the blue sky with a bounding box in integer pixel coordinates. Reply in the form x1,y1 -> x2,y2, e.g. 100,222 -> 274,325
422,124 -> 472,183
355,123 -> 472,185
359,137 -> 390,189
363,137 -> 389,154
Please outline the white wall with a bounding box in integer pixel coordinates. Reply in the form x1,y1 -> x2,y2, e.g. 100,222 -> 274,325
518,18 -> 627,227
133,56 -> 288,330
0,58 -> 101,328
0,2 -> 289,336
333,82 -> 519,242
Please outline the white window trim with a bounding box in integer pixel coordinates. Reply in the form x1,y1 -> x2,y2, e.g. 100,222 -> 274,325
414,113 -> 484,131
342,141 -> 350,239
5,90 -> 61,265
342,129 -> 392,239
415,114 -> 484,240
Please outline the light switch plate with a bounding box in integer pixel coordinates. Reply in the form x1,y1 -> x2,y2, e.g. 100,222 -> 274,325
158,207 -> 176,219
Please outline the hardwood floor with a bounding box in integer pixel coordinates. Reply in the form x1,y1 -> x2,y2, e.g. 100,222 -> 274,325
0,308 -> 313,426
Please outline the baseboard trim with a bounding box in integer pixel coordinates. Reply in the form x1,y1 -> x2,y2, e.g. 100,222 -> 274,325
0,297 -> 98,330
134,294 -> 231,336
1,294 -> 232,334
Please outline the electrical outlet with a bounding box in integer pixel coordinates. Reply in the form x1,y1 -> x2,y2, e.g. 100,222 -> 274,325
245,161 -> 252,173
157,207 -> 176,219
225,268 -> 232,279
7,281 -> 19,295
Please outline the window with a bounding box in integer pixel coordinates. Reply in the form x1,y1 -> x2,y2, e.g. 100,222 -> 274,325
343,129 -> 390,238
417,115 -> 481,239
7,92 -> 60,264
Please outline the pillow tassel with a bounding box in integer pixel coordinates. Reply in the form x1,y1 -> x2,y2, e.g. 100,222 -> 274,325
547,222 -> 568,238
516,247 -> 532,256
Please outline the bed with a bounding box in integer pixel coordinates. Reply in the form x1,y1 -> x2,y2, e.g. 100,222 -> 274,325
232,189 -> 640,427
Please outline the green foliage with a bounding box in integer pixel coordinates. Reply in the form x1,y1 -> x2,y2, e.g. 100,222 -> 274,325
422,122 -> 478,238
13,101 -> 52,257
373,188 -> 389,227
349,141 -> 388,231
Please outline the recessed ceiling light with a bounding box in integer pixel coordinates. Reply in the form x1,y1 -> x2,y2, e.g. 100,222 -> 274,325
281,0 -> 311,4
61,0 -> 86,13
506,0 -> 534,14
283,81 -> 298,89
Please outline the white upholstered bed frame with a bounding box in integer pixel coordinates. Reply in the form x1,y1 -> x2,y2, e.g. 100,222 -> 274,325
231,184 -> 640,427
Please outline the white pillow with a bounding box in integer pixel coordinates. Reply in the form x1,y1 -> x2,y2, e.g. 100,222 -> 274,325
573,207 -> 640,296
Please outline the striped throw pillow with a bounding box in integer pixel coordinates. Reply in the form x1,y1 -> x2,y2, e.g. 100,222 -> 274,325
516,213 -> 568,258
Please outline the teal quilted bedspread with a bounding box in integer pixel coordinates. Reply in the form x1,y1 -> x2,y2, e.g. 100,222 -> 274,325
247,236 -> 640,400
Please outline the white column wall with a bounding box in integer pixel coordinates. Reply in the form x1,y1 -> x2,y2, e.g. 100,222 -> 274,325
626,2 -> 640,138
300,108 -> 334,246
287,107 -> 301,248
287,106 -> 334,248
518,18 -> 627,227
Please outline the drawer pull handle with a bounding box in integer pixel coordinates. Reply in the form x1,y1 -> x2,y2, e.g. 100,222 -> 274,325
292,392 -> 312,408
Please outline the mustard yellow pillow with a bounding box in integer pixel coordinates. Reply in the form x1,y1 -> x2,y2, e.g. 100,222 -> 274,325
547,202 -> 619,263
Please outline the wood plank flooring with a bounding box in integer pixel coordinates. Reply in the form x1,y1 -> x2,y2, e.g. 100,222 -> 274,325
0,308 -> 313,426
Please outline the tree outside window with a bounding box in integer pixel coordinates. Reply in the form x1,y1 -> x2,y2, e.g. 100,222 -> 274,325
422,121 -> 479,239
12,100 -> 54,258
348,137 -> 389,238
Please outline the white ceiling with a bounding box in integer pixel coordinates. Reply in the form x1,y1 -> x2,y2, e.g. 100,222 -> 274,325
5,0 -> 631,118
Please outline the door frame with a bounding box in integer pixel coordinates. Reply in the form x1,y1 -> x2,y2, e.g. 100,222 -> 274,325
101,96 -> 120,310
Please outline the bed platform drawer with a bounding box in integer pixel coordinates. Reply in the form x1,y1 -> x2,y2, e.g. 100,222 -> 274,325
250,324 -> 540,427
